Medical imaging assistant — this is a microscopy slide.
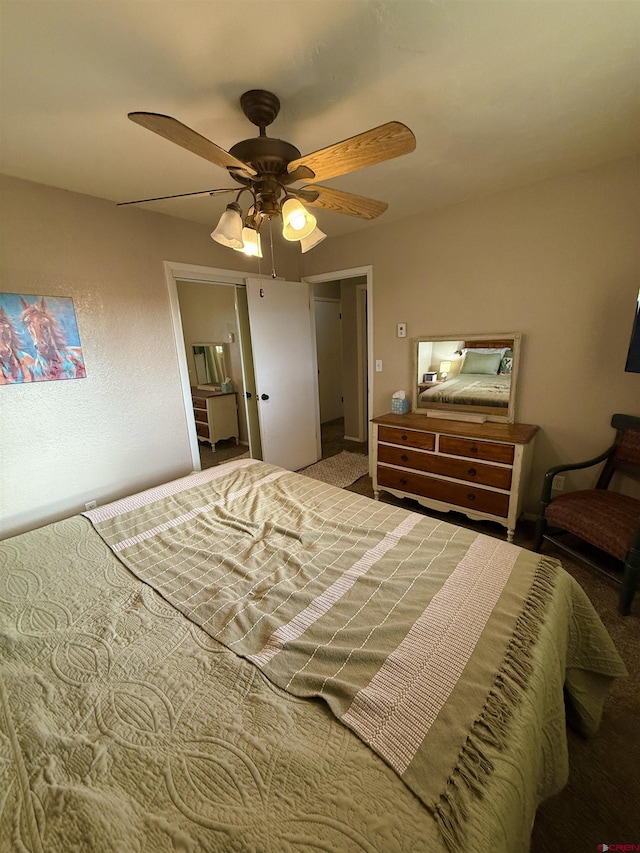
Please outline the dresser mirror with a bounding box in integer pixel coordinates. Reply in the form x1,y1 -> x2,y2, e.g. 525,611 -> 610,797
193,342 -> 229,387
412,332 -> 521,423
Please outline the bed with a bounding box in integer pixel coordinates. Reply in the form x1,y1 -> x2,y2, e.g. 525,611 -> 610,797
419,372 -> 511,407
0,458 -> 626,853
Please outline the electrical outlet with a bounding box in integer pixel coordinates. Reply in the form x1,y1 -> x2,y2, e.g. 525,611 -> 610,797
84,499 -> 97,510
552,476 -> 565,491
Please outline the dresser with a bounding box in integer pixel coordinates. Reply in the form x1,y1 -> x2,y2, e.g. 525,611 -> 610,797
372,413 -> 538,541
191,388 -> 239,448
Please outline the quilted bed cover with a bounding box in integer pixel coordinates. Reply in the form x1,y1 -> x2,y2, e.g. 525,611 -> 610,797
0,459 -> 626,853
418,373 -> 511,407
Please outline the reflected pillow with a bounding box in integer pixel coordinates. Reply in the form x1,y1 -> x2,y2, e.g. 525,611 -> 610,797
499,351 -> 514,375
461,346 -> 509,357
460,350 -> 502,375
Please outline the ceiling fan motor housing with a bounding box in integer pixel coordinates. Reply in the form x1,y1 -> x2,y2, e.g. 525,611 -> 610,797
229,135 -> 304,218
228,136 -> 302,181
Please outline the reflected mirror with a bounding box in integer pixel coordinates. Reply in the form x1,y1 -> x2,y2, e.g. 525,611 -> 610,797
193,343 -> 228,387
412,333 -> 521,423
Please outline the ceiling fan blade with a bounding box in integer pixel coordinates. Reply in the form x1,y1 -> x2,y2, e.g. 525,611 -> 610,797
304,185 -> 388,220
287,121 -> 415,183
128,112 -> 257,178
117,188 -> 235,206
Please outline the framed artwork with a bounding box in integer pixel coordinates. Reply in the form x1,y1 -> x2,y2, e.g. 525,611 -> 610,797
0,292 -> 86,384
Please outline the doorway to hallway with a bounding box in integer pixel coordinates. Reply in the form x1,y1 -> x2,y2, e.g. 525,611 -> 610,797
320,417 -> 368,460
307,267 -> 371,453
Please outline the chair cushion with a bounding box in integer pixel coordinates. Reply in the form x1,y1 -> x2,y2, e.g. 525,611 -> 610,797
545,490 -> 640,562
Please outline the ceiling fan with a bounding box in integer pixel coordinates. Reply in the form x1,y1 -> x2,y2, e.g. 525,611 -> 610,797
120,89 -> 416,256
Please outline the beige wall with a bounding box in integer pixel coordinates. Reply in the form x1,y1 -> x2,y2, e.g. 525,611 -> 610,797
0,174 -> 299,538
302,156 -> 640,512
3,157 -> 638,537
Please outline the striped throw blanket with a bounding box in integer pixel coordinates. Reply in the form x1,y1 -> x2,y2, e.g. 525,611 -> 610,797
85,459 -> 560,849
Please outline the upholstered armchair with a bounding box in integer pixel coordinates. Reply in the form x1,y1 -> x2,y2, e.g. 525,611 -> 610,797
533,414 -> 640,615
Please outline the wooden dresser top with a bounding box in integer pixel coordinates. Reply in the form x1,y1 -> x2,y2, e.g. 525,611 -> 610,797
191,387 -> 234,399
372,413 -> 538,445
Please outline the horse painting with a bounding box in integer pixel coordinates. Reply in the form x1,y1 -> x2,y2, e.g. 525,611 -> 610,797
19,296 -> 86,381
0,307 -> 37,384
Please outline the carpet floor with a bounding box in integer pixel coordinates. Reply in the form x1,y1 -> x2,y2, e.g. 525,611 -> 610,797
299,450 -> 370,488
198,438 -> 249,469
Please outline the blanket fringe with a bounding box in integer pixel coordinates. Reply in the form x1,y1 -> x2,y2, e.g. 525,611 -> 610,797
433,556 -> 559,852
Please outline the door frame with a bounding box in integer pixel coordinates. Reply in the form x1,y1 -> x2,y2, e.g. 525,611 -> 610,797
302,266 -> 373,452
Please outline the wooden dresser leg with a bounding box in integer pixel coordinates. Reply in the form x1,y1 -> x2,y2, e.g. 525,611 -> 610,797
507,528 -> 514,543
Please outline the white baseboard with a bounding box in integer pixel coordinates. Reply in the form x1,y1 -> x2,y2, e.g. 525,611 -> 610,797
343,435 -> 363,442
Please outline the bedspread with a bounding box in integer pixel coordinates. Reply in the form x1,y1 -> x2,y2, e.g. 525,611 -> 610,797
419,373 -> 511,407
70,459 -> 626,851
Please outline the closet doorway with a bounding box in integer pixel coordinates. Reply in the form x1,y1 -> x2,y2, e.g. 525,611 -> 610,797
176,278 -> 250,470
165,261 -> 321,474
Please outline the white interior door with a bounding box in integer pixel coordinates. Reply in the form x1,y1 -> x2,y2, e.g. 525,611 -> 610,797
246,278 -> 320,470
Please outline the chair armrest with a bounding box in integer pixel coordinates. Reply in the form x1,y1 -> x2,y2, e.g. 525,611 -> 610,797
538,445 -> 615,507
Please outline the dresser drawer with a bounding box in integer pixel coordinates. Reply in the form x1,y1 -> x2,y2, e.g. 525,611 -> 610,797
378,425 -> 435,451
194,408 -> 208,424
192,396 -> 208,408
377,465 -> 510,517
377,445 -> 512,490
439,435 -> 515,465
195,421 -> 210,439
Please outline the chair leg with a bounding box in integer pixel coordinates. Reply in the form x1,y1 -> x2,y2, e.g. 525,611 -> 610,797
619,547 -> 640,616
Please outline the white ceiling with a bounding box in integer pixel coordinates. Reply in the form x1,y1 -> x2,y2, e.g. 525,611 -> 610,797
1,1 -> 639,237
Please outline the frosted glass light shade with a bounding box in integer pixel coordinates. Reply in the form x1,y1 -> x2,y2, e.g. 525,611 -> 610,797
233,227 -> 263,258
211,203 -> 243,248
300,225 -> 327,253
281,198 -> 316,241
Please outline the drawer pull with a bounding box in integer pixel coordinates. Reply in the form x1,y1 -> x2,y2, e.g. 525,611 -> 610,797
401,434 -> 408,441
470,445 -> 479,454
467,493 -> 476,501
468,467 -> 477,476
401,454 -> 409,462
400,478 -> 408,486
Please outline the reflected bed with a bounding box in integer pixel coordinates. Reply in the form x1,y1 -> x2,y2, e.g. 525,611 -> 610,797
0,459 -> 626,853
419,373 -> 511,407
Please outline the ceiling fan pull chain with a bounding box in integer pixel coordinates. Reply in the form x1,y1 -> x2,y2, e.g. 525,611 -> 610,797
269,218 -> 277,279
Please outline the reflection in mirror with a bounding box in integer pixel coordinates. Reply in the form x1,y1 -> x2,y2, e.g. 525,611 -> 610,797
412,333 -> 521,423
193,343 -> 228,387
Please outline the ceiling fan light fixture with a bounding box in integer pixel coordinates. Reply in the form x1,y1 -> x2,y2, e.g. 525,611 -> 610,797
233,226 -> 263,258
300,225 -> 327,253
211,202 -> 244,249
281,198 -> 317,241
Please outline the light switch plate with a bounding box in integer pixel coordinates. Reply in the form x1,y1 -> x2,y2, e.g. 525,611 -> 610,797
397,323 -> 407,338
375,359 -> 383,372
